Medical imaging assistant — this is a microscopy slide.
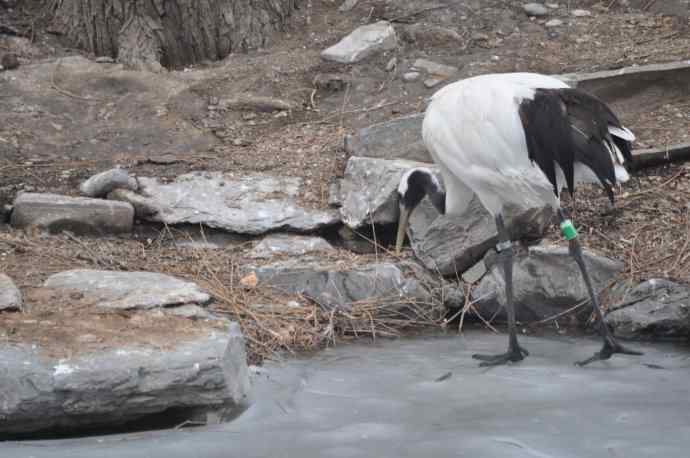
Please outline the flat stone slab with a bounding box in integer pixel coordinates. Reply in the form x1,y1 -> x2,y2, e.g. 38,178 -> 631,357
43,270 -> 211,310
112,172 -> 339,235
607,279 -> 690,340
249,260 -> 436,311
474,245 -> 623,322
0,324 -> 250,438
344,113 -> 431,163
248,234 -> 335,259
0,273 -> 22,312
339,157 -> 431,228
11,192 -> 134,235
321,21 -> 397,64
7,334 -> 690,457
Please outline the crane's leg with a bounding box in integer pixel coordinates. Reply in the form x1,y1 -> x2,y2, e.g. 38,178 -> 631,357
472,214 -> 529,366
557,209 -> 643,366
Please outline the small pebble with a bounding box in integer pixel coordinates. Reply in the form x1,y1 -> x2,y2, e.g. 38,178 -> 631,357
545,19 -> 563,27
424,78 -> 444,88
402,71 -> 420,82
523,3 -> 549,17
571,9 -> 591,17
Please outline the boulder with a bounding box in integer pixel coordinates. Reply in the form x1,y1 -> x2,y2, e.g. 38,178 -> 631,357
44,270 -> 211,310
250,259 -> 437,311
249,234 -> 335,259
339,157 -> 432,228
80,168 -> 138,198
0,324 -> 250,438
11,192 -> 134,235
321,21 -> 397,64
473,245 -> 623,322
344,113 -> 430,162
0,273 -> 22,312
407,190 -> 553,277
111,172 -> 339,235
607,279 -> 690,340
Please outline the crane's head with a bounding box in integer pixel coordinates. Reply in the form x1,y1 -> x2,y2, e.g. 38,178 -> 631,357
395,167 -> 445,255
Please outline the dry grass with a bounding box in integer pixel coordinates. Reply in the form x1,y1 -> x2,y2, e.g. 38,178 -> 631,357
0,226 -> 446,363
547,162 -> 690,286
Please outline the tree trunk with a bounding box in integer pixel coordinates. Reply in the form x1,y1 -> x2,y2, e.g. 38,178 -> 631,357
50,0 -> 298,70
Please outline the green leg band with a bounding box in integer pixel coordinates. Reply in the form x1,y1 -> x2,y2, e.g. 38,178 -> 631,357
560,219 -> 578,241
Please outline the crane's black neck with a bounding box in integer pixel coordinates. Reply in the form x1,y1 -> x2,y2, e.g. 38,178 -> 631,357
400,169 -> 446,215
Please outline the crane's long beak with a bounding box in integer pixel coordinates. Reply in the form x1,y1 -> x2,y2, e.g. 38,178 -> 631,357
395,205 -> 411,256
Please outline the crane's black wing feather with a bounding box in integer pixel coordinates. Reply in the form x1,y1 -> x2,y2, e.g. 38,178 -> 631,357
519,88 -> 628,203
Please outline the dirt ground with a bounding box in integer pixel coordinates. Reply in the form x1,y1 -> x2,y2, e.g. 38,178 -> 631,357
1,0 -> 689,362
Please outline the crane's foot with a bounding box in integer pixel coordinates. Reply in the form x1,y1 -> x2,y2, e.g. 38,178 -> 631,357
472,344 -> 529,367
575,337 -> 643,367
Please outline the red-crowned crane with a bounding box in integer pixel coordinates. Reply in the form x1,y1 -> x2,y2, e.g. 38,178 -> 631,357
395,72 -> 642,367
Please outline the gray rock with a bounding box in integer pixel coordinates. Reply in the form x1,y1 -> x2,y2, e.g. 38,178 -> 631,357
473,245 -> 623,322
406,169 -> 553,277
113,172 -> 339,235
321,21 -> 397,64
402,71 -> 421,82
249,234 -> 335,259
251,259 -> 437,311
44,269 -> 211,310
523,3 -> 549,16
95,56 -> 115,64
328,180 -> 342,207
79,168 -> 138,197
164,304 -> 212,320
11,192 -> 134,235
0,273 -> 22,312
545,19 -> 564,27
344,113 -> 431,162
411,58 -> 459,80
607,279 -> 690,340
461,260 -> 487,284
339,157 -> 432,228
0,324 -> 250,437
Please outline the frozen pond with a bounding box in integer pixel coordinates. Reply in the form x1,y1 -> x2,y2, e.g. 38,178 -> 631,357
4,331 -> 690,457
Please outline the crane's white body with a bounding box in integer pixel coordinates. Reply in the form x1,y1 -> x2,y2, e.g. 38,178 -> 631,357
422,73 -> 630,217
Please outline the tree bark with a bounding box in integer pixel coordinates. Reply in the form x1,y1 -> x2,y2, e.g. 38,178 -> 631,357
50,0 -> 297,70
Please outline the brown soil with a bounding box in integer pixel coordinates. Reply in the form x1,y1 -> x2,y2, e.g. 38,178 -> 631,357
1,0 -> 689,362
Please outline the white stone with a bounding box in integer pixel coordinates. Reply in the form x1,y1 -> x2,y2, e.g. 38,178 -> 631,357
571,9 -> 591,17
523,3 -> 549,16
545,19 -> 564,27
0,274 -> 22,311
321,21 -> 397,64
402,71 -> 421,82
